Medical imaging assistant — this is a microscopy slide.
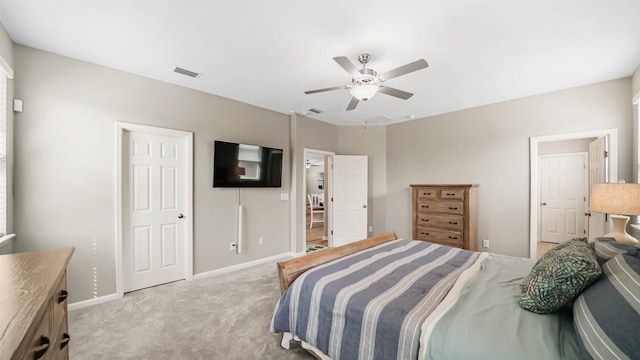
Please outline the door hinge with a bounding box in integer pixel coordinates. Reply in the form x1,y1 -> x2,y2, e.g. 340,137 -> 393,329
331,230 -> 333,235
331,197 -> 333,202
604,150 -> 609,158
584,196 -> 586,201
584,229 -> 586,234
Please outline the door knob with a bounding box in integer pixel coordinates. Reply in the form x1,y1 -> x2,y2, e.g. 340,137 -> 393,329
363,205 -> 367,208
540,202 -> 547,206
178,213 -> 184,219
585,212 -> 591,217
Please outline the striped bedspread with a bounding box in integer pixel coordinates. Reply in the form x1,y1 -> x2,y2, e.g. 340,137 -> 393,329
271,239 -> 480,360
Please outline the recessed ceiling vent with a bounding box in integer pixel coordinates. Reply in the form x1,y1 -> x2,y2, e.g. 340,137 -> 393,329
172,66 -> 201,78
308,108 -> 323,114
365,115 -> 392,125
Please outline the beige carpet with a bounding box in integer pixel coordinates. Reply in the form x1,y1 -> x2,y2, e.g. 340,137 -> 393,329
69,262 -> 313,359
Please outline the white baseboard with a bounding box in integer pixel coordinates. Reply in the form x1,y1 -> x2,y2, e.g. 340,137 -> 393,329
69,293 -> 123,311
192,252 -> 295,280
69,251 -> 306,310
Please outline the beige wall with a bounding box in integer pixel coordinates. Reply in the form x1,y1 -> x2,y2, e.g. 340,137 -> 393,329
338,126 -> 387,237
13,45 -> 292,302
386,78 -> 633,257
0,22 -> 13,255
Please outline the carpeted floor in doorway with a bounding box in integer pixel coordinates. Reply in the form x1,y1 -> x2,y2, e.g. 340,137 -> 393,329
68,262 -> 314,360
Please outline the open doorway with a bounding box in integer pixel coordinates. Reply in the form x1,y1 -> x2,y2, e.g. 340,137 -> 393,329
304,149 -> 332,252
530,129 -> 618,259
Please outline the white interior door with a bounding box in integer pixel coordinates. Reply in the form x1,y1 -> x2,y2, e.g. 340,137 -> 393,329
332,155 -> 368,247
588,137 -> 608,239
123,130 -> 187,292
539,153 -> 587,243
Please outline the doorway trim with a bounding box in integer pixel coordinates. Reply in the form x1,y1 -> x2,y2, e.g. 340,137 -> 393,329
115,122 -> 194,297
529,128 -> 618,259
303,148 -> 334,249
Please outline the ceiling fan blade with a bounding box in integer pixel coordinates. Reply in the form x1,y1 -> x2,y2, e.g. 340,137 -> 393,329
346,96 -> 359,111
333,56 -> 361,77
304,85 -> 346,94
379,59 -> 428,81
379,86 -> 414,100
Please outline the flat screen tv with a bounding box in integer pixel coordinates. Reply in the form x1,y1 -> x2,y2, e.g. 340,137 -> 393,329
213,140 -> 283,188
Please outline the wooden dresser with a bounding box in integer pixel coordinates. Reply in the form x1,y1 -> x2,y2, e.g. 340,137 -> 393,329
411,184 -> 478,251
0,247 -> 74,360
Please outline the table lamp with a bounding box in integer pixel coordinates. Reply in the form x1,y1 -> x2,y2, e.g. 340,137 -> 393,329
589,181 -> 640,244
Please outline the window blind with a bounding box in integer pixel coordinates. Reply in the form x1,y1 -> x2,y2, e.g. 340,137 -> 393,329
0,71 -> 6,236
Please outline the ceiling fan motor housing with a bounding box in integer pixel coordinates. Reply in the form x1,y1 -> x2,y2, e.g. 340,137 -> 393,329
353,68 -> 379,84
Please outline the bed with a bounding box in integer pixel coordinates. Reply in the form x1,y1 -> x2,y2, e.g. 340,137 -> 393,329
271,232 -> 640,360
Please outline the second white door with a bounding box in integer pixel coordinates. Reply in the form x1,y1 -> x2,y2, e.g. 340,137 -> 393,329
332,155 -> 368,247
539,153 -> 588,243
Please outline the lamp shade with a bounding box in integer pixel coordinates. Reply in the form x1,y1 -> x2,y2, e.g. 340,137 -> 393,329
350,84 -> 379,101
589,182 -> 640,215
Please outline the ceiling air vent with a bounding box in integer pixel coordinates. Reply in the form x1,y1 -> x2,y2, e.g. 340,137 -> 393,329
308,108 -> 323,114
172,66 -> 201,78
365,115 -> 392,125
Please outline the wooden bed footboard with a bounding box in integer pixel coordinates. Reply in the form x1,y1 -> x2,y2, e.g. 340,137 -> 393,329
277,232 -> 398,293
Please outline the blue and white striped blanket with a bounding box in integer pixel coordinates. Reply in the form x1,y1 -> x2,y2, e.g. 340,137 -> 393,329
271,239 -> 480,360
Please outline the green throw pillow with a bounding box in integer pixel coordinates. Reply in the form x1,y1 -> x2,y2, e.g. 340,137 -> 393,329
520,238 -> 601,314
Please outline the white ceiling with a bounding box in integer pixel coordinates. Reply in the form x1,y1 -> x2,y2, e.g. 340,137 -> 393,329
1,1 -> 639,126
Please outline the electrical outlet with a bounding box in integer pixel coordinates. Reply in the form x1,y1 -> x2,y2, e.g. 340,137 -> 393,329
368,226 -> 373,233
229,242 -> 236,251
259,237 -> 264,245
482,239 -> 490,248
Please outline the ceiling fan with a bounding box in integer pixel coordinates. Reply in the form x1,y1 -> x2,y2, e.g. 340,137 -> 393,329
305,53 -> 428,111
305,160 -> 320,168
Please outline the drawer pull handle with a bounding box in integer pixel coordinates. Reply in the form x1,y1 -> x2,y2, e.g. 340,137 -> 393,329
34,336 -> 50,359
423,192 -> 431,196
422,219 -> 429,222
449,207 -> 458,210
421,205 -> 429,208
446,193 -> 456,196
448,221 -> 458,225
61,333 -> 70,349
448,236 -> 458,240
421,232 -> 429,236
58,289 -> 68,303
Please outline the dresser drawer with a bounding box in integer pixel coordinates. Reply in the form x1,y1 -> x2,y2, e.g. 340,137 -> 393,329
52,273 -> 68,332
53,317 -> 70,360
416,213 -> 464,231
438,188 -> 465,200
416,188 -> 437,199
21,304 -> 52,360
415,227 -> 464,248
416,200 -> 464,215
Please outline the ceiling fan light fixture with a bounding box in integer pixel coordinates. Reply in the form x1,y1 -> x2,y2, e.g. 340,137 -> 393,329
350,84 -> 379,102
